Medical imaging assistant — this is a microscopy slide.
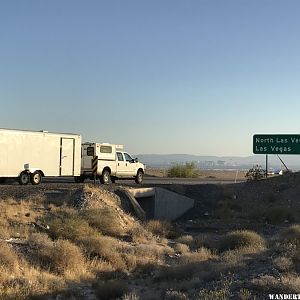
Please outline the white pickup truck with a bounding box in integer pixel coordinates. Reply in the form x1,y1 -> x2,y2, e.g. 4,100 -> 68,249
76,142 -> 145,184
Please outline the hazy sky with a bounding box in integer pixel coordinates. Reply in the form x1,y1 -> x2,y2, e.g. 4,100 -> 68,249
1,0 -> 300,156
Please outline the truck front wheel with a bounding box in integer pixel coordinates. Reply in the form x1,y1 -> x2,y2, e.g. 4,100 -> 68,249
100,170 -> 111,184
135,170 -> 144,184
19,171 -> 30,185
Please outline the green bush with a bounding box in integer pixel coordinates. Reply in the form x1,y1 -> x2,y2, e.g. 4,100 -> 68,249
218,230 -> 265,252
167,162 -> 200,178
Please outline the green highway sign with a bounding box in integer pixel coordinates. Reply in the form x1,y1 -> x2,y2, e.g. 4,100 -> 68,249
253,134 -> 300,154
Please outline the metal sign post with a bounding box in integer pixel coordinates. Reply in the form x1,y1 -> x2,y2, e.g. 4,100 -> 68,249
92,156 -> 98,186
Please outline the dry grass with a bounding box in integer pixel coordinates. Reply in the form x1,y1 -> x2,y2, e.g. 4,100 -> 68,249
81,207 -> 124,236
28,233 -> 86,275
164,290 -> 189,300
252,274 -> 300,293
80,235 -> 126,270
144,220 -> 172,238
47,211 -> 98,241
276,224 -> 300,248
173,243 -> 190,254
179,247 -> 216,264
175,235 -> 194,246
0,242 -> 19,271
218,230 -> 266,252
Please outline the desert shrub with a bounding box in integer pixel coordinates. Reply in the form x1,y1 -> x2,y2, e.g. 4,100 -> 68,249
179,247 -> 216,264
167,162 -> 200,178
276,225 -> 300,248
273,256 -> 293,272
252,274 -> 300,293
144,220 -> 172,238
164,290 -> 189,300
214,199 -> 242,219
29,234 -> 85,275
121,293 -> 140,300
197,277 -> 232,300
175,235 -> 194,246
238,288 -> 253,300
245,165 -> 265,181
93,280 -> 128,300
218,230 -> 265,252
129,226 -> 154,244
47,213 -> 98,242
80,236 -> 125,270
81,208 -> 123,236
0,242 -> 18,270
174,243 -> 190,254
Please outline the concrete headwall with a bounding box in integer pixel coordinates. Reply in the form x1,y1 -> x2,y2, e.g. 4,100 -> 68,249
154,187 -> 194,220
126,187 -> 194,221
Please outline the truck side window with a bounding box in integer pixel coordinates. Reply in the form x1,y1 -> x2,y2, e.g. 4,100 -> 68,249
124,153 -> 133,162
117,152 -> 124,161
87,147 -> 94,156
100,146 -> 112,153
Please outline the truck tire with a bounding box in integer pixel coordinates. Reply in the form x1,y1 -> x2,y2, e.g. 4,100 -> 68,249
100,169 -> 111,184
19,171 -> 30,185
135,170 -> 144,184
30,171 -> 42,185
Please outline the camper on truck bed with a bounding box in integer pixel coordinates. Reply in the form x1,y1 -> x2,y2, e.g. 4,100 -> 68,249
77,142 -> 145,184
0,128 -> 82,185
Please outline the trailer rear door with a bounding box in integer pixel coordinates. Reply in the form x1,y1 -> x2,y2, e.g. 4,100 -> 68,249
60,138 -> 74,176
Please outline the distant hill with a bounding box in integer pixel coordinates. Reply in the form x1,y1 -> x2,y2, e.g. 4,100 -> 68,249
136,154 -> 300,171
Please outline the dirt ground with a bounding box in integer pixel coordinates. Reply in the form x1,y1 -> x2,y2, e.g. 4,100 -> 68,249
1,173 -> 300,299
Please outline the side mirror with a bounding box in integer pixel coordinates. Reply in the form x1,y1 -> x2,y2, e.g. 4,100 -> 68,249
135,157 -> 138,162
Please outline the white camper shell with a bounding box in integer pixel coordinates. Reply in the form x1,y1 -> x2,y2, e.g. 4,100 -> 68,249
79,142 -> 145,184
0,128 -> 81,185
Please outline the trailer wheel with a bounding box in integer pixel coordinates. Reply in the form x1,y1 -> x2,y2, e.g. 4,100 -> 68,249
31,171 -> 42,185
135,170 -> 144,184
19,171 -> 30,185
0,177 -> 6,184
100,169 -> 111,184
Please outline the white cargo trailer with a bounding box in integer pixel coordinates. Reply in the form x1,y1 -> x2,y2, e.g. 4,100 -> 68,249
0,128 -> 81,185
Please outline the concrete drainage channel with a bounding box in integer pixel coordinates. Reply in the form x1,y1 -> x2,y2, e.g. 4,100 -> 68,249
120,187 -> 194,221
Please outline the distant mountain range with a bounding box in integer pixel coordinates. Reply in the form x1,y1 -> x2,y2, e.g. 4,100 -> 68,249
136,154 -> 300,171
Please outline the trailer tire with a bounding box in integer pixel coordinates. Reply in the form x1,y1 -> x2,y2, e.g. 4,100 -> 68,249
19,171 -> 30,185
135,170 -> 144,184
31,171 -> 42,185
100,169 -> 111,184
0,178 -> 6,184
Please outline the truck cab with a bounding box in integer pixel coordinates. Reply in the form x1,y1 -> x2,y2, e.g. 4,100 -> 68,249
78,142 -> 145,184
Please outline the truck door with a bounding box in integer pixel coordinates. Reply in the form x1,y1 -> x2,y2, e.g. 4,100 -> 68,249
123,152 -> 137,176
116,152 -> 127,177
60,138 -> 74,176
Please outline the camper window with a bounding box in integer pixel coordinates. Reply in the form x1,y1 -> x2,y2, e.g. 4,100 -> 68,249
87,147 -> 94,156
100,146 -> 112,153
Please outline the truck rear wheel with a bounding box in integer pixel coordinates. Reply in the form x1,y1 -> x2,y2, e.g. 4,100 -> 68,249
19,171 -> 30,185
30,171 -> 42,185
135,170 -> 144,184
100,169 -> 111,184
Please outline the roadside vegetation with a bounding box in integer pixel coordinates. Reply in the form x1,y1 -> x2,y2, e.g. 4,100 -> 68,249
2,172 -> 300,298
167,162 -> 200,178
